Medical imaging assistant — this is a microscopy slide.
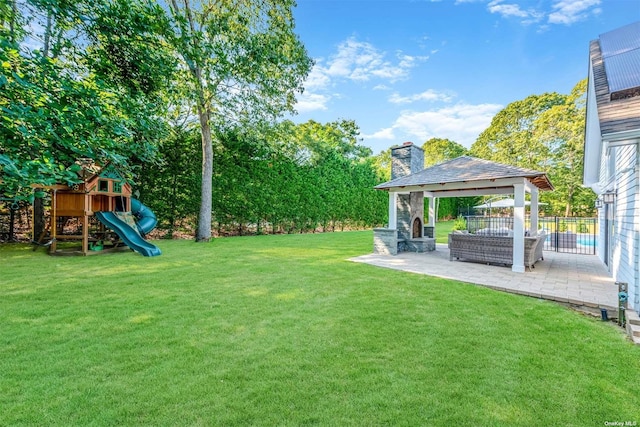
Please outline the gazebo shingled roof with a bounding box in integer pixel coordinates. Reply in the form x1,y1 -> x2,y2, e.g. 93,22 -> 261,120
374,156 -> 554,192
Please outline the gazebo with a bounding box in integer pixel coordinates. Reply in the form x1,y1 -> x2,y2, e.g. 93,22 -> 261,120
374,142 -> 554,273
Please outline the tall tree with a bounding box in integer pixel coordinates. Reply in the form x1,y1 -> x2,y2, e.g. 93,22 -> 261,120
421,137 -> 467,167
165,0 -> 312,241
471,93 -> 565,169
371,149 -> 391,181
534,79 -> 594,216
469,85 -> 594,216
0,0 -> 175,198
278,119 -> 370,165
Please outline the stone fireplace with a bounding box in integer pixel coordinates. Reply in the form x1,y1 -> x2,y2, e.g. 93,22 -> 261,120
412,217 -> 422,239
373,142 -> 436,255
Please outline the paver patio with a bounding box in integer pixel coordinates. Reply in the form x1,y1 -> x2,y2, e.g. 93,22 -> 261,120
351,243 -> 618,314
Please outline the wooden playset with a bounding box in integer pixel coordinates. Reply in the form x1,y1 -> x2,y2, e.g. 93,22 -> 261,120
32,162 -> 159,256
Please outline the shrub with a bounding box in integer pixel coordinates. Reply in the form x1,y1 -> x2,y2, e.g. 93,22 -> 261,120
452,215 -> 467,231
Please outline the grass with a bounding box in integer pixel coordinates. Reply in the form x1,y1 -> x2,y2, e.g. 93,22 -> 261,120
434,219 -> 454,243
1,231 -> 640,426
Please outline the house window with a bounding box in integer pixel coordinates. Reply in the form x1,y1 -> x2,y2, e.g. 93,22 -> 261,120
113,181 -> 122,193
98,180 -> 109,192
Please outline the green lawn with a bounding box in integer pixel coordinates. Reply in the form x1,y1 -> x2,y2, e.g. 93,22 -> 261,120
435,219 -> 454,243
2,231 -> 639,426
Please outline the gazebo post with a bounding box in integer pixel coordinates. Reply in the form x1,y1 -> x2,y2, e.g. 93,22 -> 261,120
427,196 -> 435,227
388,192 -> 397,230
512,183 -> 526,273
530,187 -> 539,234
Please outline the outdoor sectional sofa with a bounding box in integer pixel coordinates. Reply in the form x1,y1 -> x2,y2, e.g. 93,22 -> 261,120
448,231 -> 546,269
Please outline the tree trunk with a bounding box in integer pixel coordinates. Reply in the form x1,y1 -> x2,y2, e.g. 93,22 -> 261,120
196,103 -> 213,242
33,191 -> 46,242
564,187 -> 574,217
171,0 -> 213,242
43,9 -> 52,58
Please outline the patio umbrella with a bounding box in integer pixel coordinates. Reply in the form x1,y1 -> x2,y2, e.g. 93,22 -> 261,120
473,198 -> 547,209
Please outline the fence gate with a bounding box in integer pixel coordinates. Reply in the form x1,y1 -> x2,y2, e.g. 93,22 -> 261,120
464,216 -> 597,255
539,217 -> 597,255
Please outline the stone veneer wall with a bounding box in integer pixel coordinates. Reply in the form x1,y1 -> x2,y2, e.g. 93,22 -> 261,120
405,238 -> 436,253
423,226 -> 435,238
391,143 -> 425,179
410,191 -> 424,238
373,228 -> 399,255
396,194 -> 411,241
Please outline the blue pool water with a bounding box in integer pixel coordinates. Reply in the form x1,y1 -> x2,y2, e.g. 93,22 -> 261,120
577,236 -> 596,246
544,234 -> 597,246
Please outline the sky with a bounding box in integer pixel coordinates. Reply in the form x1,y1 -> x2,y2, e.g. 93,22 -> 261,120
289,0 -> 640,154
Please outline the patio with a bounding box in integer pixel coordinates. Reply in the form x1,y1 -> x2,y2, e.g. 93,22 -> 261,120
374,143 -> 554,273
351,243 -> 618,315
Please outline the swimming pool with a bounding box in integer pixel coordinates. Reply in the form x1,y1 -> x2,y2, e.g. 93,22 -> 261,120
577,235 -> 596,246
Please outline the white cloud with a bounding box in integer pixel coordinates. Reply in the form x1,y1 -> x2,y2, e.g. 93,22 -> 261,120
390,103 -> 503,148
323,37 -> 425,83
297,37 -> 429,113
362,127 -> 396,140
487,0 -> 530,18
485,0 -> 600,26
389,90 -> 454,104
548,0 -> 601,25
397,53 -> 430,69
295,93 -> 330,113
304,64 -> 331,90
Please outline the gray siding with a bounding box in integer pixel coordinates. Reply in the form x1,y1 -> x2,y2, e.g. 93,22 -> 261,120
611,144 -> 639,311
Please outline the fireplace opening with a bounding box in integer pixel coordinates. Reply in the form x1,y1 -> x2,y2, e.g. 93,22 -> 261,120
412,217 -> 422,239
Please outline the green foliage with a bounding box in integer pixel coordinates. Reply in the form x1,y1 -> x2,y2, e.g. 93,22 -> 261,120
470,82 -> 595,216
136,121 -> 201,237
421,137 -> 467,167
471,92 -> 564,167
371,148 -> 392,181
140,120 -> 387,235
86,0 -> 177,98
452,215 -> 467,231
0,0 -> 174,199
165,0 -> 313,241
421,138 -> 469,219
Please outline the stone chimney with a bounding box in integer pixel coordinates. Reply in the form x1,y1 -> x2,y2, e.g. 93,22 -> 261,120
391,142 -> 425,241
391,142 -> 425,180
373,141 -> 434,255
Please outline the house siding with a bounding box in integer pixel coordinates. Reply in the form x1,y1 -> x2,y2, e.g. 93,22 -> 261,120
596,142 -> 606,264
610,144 -> 639,312
584,22 -> 640,331
596,209 -> 606,265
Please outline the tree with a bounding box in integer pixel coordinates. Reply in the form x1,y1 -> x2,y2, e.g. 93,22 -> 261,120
471,93 -> 565,169
371,149 -> 391,181
420,137 -> 472,219
534,79 -> 594,216
0,0 -> 175,198
137,112 -> 202,237
421,138 -> 467,167
469,85 -> 594,216
279,119 -> 371,164
165,0 -> 312,241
